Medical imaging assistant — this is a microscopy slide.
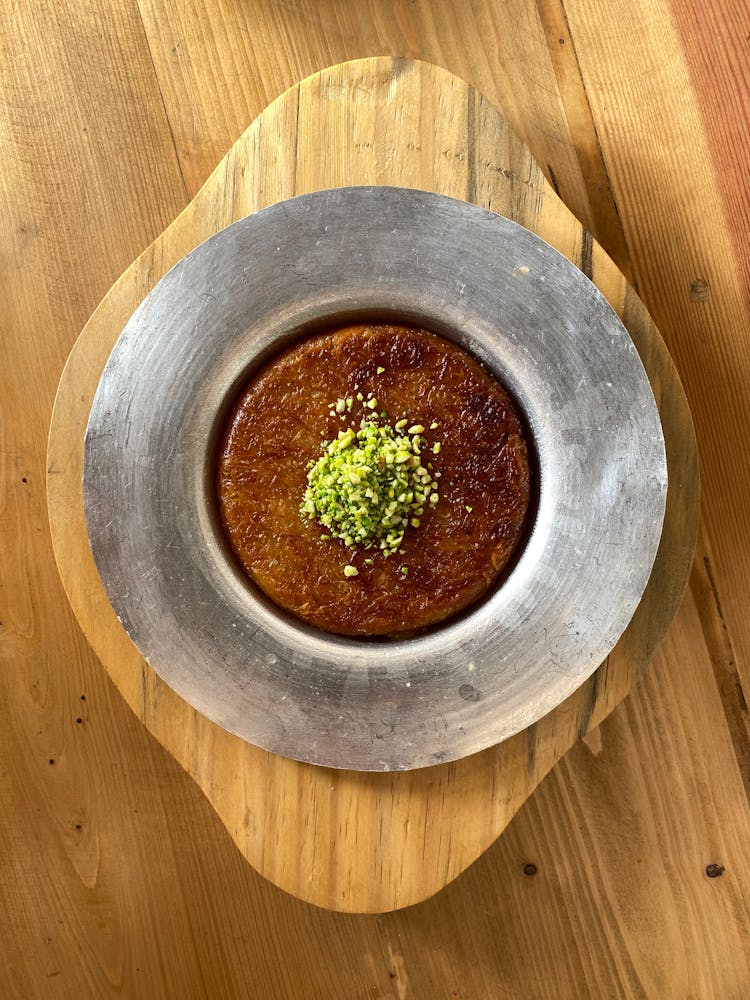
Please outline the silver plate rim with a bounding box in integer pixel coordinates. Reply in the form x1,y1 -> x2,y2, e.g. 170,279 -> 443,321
83,186 -> 667,771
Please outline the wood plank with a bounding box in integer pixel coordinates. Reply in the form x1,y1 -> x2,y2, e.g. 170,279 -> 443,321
0,1 -> 197,995
665,0 -> 750,752
562,0 -> 750,815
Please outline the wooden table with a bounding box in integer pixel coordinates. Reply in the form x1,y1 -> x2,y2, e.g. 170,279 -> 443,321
2,2 -> 749,995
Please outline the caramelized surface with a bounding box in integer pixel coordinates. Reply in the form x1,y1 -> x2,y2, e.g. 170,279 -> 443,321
217,325 -> 532,636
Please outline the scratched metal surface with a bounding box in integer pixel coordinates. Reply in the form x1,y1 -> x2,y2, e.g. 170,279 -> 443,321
82,187 -> 667,770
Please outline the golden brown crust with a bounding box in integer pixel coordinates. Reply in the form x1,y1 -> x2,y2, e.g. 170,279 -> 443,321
216,324 -> 532,636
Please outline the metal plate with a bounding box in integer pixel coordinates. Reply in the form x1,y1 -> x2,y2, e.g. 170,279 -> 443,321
83,186 -> 667,771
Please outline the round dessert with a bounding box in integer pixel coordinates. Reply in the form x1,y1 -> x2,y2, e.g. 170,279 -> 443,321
216,324 -> 532,636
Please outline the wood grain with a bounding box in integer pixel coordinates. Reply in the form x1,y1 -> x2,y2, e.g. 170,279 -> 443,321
3,0 -> 749,994
47,58 -> 697,913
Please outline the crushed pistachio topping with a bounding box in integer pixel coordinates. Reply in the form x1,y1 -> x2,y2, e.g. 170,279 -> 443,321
300,396 -> 440,562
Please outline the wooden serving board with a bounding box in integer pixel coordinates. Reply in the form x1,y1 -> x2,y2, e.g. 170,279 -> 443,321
47,58 -> 698,913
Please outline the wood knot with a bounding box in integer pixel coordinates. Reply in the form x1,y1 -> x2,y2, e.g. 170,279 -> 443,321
523,863 -> 538,876
689,278 -> 710,301
705,863 -> 725,878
